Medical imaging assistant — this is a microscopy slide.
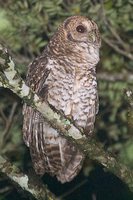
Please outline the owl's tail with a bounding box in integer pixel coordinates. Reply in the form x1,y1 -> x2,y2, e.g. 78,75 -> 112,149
57,145 -> 84,183
23,105 -> 84,183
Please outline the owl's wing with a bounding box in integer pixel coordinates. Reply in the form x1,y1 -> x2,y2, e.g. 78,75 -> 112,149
25,51 -> 50,97
23,51 -> 51,174
23,50 -> 50,146
23,51 -> 83,182
23,106 -> 51,174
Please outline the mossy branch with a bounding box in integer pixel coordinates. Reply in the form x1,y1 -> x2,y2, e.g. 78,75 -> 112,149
0,155 -> 56,200
0,45 -> 133,196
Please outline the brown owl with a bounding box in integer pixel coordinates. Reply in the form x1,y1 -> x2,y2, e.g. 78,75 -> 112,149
23,16 -> 101,183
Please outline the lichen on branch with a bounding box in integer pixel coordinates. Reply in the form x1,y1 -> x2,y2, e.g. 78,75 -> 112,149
0,155 -> 56,200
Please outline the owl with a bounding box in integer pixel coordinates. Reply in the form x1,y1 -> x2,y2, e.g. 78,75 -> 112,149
23,16 -> 101,183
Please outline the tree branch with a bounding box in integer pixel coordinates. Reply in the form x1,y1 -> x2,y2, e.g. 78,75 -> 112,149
0,45 -> 133,194
97,72 -> 133,82
0,155 -> 56,200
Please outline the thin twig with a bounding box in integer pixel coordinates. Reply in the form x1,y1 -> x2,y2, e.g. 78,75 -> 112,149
108,25 -> 129,51
0,108 -> 7,123
0,102 -> 18,150
102,37 -> 133,61
97,72 -> 133,82
99,0 -> 132,60
58,179 -> 88,199
100,0 -> 128,49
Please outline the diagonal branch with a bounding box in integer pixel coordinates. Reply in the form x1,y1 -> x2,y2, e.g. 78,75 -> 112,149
97,72 -> 133,82
0,102 -> 18,150
0,45 -> 133,194
102,37 -> 133,61
0,155 -> 56,200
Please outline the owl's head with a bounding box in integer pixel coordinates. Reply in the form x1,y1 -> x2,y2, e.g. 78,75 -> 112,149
61,16 -> 101,48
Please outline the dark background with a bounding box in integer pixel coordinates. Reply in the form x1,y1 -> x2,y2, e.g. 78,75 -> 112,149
0,0 -> 133,199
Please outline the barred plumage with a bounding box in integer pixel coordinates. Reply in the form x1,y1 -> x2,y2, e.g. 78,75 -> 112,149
23,15 -> 101,183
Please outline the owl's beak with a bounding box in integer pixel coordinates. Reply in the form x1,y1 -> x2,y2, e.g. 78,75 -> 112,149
88,33 -> 96,43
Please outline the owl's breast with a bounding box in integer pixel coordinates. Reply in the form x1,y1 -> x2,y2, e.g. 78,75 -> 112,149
46,67 -> 73,112
46,64 -> 97,129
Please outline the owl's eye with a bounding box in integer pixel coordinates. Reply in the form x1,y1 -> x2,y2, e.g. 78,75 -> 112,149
76,25 -> 86,33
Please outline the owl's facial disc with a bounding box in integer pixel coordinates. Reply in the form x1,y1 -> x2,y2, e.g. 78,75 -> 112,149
63,16 -> 101,47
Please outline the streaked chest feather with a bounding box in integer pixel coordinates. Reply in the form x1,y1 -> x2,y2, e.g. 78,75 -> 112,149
45,59 -> 97,128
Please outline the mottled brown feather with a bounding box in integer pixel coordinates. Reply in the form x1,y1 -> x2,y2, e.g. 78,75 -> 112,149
23,15 -> 101,183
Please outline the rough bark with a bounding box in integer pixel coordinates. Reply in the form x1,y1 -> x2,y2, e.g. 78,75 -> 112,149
0,155 -> 56,200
